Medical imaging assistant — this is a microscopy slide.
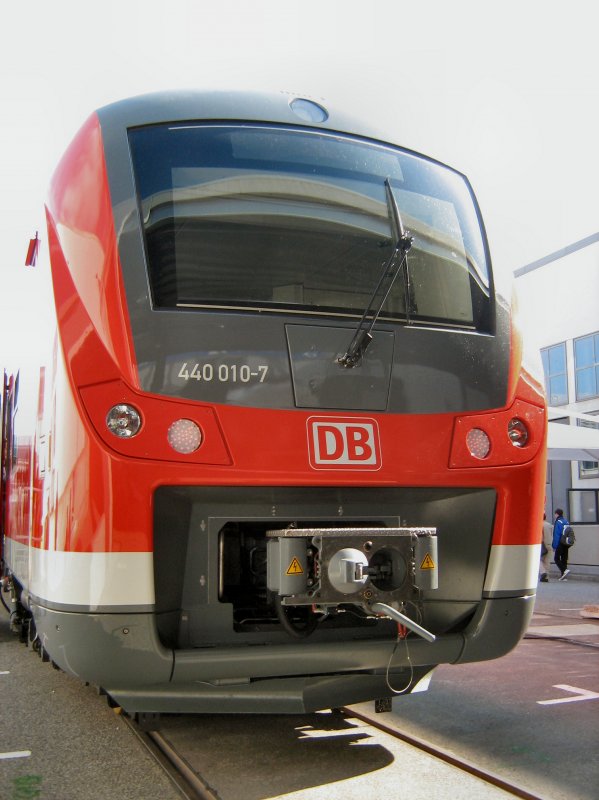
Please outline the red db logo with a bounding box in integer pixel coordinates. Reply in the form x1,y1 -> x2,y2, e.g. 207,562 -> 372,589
307,417 -> 381,470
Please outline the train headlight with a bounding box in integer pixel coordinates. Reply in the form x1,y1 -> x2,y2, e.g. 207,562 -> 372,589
289,97 -> 329,122
167,419 -> 203,454
508,418 -> 529,447
106,404 -> 142,438
465,428 -> 491,459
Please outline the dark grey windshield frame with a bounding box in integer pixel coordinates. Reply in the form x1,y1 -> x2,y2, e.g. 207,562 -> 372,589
129,122 -> 492,331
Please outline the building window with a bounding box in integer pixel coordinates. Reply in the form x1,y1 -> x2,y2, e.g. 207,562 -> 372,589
577,416 -> 599,478
568,489 -> 599,523
579,461 -> 599,477
575,332 -> 599,400
541,343 -> 568,405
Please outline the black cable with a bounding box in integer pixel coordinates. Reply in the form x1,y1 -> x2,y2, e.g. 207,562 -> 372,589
274,595 -> 319,639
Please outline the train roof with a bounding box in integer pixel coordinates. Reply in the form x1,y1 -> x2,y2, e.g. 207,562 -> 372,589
95,89 -> 420,158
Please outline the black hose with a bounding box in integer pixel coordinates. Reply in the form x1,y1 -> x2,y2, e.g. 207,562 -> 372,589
274,595 -> 319,639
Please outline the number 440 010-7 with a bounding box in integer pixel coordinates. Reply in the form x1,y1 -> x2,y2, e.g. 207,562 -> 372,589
177,362 -> 269,383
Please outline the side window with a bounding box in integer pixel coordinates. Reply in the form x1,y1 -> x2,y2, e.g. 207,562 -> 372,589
541,343 -> 568,405
10,373 -> 19,469
1,372 -> 16,503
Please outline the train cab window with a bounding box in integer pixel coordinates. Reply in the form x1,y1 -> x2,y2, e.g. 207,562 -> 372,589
129,124 -> 491,330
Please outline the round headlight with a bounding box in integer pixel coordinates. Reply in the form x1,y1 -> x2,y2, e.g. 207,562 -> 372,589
466,428 -> 491,460
508,418 -> 529,447
167,419 -> 203,454
106,404 -> 142,438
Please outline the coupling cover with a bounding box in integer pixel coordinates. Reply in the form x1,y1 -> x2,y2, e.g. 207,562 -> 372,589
266,526 -> 437,606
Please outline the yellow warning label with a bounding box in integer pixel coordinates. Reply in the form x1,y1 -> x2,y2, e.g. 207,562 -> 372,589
286,557 -> 304,576
420,553 -> 435,570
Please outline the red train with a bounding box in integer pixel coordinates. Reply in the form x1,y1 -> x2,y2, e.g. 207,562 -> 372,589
1,91 -> 546,715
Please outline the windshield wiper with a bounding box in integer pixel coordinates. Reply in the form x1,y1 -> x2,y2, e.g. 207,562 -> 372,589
337,178 -> 413,368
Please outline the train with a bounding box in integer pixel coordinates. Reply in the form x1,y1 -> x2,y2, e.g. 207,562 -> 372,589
1,90 -> 547,716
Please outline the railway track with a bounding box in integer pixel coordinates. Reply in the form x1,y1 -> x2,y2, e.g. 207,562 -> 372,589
342,708 -> 546,800
124,715 -> 216,800
126,708 -> 547,800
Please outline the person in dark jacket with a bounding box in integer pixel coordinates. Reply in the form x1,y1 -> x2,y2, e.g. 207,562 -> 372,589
552,508 -> 571,580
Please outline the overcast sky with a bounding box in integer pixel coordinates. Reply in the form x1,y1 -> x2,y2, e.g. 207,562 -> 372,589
1,0 -> 598,371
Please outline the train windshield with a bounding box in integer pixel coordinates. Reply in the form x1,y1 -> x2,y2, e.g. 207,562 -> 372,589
129,123 -> 491,328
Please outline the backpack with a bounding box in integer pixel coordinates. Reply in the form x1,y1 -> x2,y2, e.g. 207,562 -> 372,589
560,526 -> 576,547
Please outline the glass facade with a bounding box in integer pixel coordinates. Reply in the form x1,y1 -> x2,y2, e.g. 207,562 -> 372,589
541,342 -> 568,405
575,332 -> 599,400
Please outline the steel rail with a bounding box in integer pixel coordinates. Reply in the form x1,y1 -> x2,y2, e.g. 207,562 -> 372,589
342,706 -> 546,800
129,705 -> 547,800
123,715 -> 218,800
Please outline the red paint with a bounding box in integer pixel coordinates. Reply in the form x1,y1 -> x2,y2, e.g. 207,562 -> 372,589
47,113 -> 137,391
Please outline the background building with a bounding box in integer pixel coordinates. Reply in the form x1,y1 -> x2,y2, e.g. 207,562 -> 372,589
514,233 -> 599,575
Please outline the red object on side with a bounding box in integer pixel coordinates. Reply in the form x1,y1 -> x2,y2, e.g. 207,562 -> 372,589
25,233 -> 40,266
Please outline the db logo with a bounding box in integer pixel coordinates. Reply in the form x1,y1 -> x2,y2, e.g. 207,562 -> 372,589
307,417 -> 382,470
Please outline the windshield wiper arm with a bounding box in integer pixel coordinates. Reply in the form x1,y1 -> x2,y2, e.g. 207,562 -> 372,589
338,178 -> 413,368
385,177 -> 414,326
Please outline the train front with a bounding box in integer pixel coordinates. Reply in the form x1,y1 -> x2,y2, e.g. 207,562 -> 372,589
37,91 -> 546,714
